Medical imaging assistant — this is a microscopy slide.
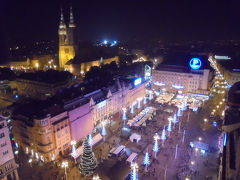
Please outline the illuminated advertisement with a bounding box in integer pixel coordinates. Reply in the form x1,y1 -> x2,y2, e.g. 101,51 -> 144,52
172,84 -> 184,89
134,77 -> 142,87
189,57 -> 202,70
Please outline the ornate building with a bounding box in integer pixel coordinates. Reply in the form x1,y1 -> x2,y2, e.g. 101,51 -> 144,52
58,6 -> 77,69
0,116 -> 19,180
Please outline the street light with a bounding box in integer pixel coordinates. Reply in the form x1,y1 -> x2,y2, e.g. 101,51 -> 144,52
28,158 -> 33,167
35,63 -> 39,70
93,174 -> 100,180
190,160 -> 195,165
204,118 -> 208,122
198,137 -> 202,141
62,161 -> 68,180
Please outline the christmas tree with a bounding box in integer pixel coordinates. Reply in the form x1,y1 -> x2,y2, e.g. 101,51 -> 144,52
153,133 -> 160,158
131,163 -> 139,180
177,108 -> 182,117
167,120 -> 172,132
143,151 -> 150,172
79,138 -> 98,176
153,139 -> 159,156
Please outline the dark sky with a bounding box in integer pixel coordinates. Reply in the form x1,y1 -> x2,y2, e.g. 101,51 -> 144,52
1,0 -> 240,48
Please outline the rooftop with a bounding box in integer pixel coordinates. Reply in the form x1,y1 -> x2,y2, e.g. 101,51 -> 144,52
155,64 -> 204,75
17,70 -> 72,84
161,52 -> 210,69
218,60 -> 240,72
12,78 -> 134,120
228,81 -> 240,106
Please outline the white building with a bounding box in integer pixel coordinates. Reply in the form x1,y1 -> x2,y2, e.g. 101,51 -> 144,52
0,117 -> 19,180
152,65 -> 210,94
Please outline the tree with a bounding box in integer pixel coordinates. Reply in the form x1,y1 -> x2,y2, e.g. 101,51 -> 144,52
79,138 -> 98,176
143,151 -> 150,172
153,139 -> 159,158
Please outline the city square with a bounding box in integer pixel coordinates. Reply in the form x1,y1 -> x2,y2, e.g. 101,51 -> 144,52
1,1 -> 240,180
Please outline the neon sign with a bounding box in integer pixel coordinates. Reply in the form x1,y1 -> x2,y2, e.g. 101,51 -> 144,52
189,58 -> 202,70
172,84 -> 184,89
154,82 -> 165,86
134,77 -> 142,86
223,132 -> 227,146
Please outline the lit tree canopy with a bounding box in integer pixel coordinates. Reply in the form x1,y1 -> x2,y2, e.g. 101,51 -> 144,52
79,138 -> 98,176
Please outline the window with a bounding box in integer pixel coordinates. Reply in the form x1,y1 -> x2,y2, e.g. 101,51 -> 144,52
3,150 -> 8,155
65,48 -> 69,53
0,133 -> 5,138
1,142 -> 7,147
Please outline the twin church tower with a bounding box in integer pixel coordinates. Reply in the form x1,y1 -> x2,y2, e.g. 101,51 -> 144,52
58,5 -> 77,69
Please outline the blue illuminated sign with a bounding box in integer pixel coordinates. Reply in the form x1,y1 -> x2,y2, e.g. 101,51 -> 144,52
213,121 -> 217,127
134,78 -> 142,86
189,58 -> 202,70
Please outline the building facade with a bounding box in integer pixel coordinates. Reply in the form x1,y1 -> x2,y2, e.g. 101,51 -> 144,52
12,110 -> 72,162
0,117 -> 19,180
58,6 -> 77,69
10,77 -> 72,100
219,82 -> 240,180
152,65 -> 210,94
12,78 -> 147,161
68,56 -> 119,75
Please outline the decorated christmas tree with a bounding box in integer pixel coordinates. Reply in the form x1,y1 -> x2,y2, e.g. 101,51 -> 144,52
167,120 -> 172,132
161,127 -> 166,140
143,151 -> 150,171
153,139 -> 159,158
79,138 -> 98,176
131,163 -> 139,180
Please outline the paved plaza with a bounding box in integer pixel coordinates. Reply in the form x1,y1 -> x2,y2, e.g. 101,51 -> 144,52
16,92 -> 222,180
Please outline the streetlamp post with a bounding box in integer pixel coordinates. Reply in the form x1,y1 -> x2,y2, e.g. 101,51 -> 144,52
174,144 -> 178,159
187,110 -> 190,122
182,130 -> 185,143
62,161 -> 68,180
178,122 -> 181,133
164,166 -> 167,180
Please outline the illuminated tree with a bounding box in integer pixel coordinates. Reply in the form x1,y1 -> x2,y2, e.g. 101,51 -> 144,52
101,123 -> 107,141
79,138 -> 98,176
131,163 -> 139,180
153,133 -> 160,158
143,151 -> 150,172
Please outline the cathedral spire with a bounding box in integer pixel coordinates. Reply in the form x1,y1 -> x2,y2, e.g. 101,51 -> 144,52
59,7 -> 66,30
69,5 -> 76,28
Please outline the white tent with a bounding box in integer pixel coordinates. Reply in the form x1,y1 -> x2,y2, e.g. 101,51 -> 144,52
129,133 -> 141,143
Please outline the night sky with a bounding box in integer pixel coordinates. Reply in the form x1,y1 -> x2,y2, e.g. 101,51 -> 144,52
1,0 -> 240,60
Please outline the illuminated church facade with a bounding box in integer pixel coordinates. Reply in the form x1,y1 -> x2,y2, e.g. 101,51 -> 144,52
58,6 -> 77,69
